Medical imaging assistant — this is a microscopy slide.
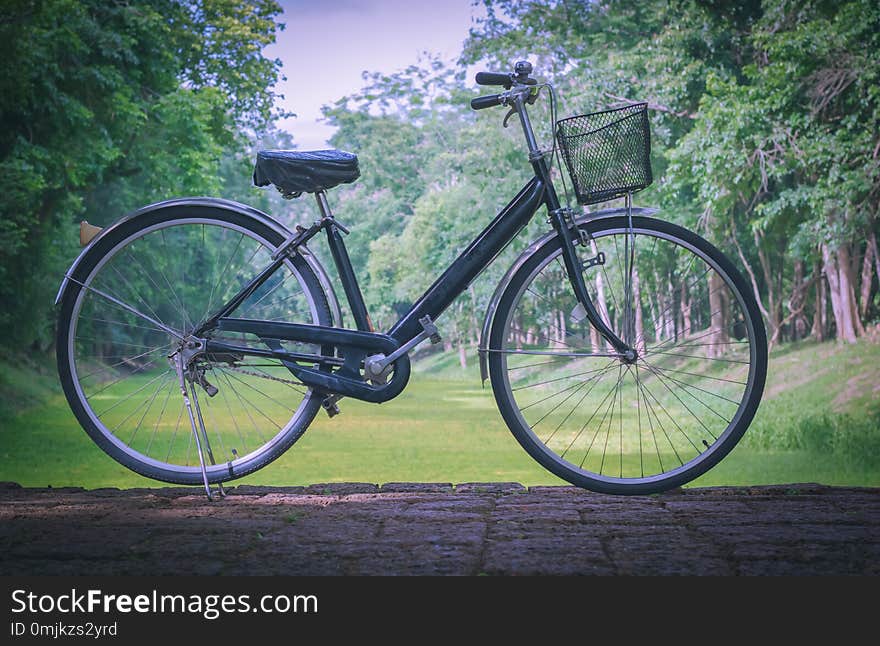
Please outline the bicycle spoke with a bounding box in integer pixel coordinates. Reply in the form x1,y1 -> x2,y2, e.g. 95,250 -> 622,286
507,358 -> 568,371
87,358 -> 170,401
599,364 -> 624,475
164,400 -> 186,464
647,349 -> 750,364
63,217 -> 325,481
77,346 -> 172,382
637,372 -> 701,455
540,363 -> 616,446
66,275 -> 183,340
106,264 -> 172,334
555,365 -> 618,461
212,367 -> 250,454
519,378 -> 593,413
128,373 -> 173,445
635,362 -> 666,473
496,222 -> 763,489
492,348 -> 622,358
578,366 -> 625,468
216,367 -> 279,434
634,364 -> 644,477
640,358 -> 736,423
124,248 -> 194,333
145,379 -> 176,456
642,358 -> 743,406
642,365 -> 747,386
95,370 -> 171,417
200,232 -> 245,325
512,363 -> 618,391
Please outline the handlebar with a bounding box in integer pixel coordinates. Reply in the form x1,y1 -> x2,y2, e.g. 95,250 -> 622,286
471,61 -> 538,112
470,94 -> 503,111
476,72 -> 514,89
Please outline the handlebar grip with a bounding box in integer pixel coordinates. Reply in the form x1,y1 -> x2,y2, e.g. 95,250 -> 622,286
475,72 -> 512,88
471,94 -> 503,111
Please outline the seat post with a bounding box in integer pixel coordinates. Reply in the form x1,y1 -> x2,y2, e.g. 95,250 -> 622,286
314,190 -> 333,219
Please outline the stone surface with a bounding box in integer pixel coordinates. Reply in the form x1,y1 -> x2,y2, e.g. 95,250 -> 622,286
0,483 -> 877,575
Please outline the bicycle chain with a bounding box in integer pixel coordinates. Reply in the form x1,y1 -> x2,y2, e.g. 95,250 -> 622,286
207,363 -> 308,388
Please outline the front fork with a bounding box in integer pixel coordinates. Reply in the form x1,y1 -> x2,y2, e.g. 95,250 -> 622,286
547,207 -> 633,358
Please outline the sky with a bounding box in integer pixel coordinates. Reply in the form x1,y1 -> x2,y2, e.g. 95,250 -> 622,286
265,0 -> 486,150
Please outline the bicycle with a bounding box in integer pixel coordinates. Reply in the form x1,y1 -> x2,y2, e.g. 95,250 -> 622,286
55,61 -> 767,498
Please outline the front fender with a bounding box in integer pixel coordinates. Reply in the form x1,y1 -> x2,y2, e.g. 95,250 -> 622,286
54,197 -> 343,328
477,205 -> 659,383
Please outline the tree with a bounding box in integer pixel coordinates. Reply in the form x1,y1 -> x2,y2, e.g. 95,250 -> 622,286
0,0 -> 284,350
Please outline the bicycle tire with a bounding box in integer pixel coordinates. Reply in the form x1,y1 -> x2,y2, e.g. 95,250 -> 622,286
488,216 -> 767,494
56,204 -> 332,485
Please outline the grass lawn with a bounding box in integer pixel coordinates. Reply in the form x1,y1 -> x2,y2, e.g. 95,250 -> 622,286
0,337 -> 878,489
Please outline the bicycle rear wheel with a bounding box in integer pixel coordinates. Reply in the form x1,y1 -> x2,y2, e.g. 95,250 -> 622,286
56,204 -> 332,485
488,216 -> 767,494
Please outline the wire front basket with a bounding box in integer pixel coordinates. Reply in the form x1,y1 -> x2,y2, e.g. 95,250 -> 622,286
556,103 -> 653,206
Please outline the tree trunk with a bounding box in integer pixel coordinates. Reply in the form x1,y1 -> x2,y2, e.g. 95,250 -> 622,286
468,285 -> 481,346
811,263 -> 827,342
594,270 -> 610,349
680,280 -> 692,338
731,218 -> 773,346
632,266 -> 646,354
822,242 -> 860,343
590,324 -> 602,353
458,342 -> 467,369
871,229 -> 880,287
754,229 -> 780,344
647,288 -> 661,345
707,272 -> 729,358
841,243 -> 866,337
557,309 -> 567,347
859,233 -> 876,320
790,260 -> 808,342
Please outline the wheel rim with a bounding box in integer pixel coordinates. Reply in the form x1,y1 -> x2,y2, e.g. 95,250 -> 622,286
496,225 -> 762,488
66,218 -> 322,479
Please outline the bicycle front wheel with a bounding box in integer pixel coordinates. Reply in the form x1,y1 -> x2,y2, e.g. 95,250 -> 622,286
488,216 -> 767,494
56,204 -> 332,485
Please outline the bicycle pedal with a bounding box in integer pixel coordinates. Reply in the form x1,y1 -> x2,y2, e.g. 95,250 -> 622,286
321,396 -> 341,418
419,315 -> 442,345
195,372 -> 219,397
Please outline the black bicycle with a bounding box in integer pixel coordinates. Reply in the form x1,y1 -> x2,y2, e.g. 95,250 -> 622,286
56,62 -> 767,497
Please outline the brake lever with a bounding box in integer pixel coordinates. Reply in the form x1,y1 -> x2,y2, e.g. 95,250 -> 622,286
502,107 -> 517,128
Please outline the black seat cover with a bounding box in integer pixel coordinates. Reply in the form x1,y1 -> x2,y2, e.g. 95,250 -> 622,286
253,149 -> 360,196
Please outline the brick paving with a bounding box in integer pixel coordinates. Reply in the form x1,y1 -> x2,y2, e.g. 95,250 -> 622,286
0,482 -> 877,575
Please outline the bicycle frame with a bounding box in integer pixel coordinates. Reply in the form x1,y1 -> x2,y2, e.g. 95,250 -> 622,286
197,91 -> 631,403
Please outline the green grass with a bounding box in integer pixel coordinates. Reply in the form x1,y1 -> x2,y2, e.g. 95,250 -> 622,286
0,338 -> 878,489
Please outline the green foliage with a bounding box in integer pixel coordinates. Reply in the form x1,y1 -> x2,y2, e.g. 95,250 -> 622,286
0,0 -> 284,350
2,339 -> 879,488
1,0 -> 878,369
747,408 -> 880,471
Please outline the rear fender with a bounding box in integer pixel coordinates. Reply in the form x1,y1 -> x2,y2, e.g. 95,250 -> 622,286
54,197 -> 343,328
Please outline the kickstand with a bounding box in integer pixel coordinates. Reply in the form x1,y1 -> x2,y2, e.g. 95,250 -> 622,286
173,355 -> 223,501
190,383 -> 226,499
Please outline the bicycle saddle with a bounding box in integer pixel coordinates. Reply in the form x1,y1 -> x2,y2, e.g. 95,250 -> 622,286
253,149 -> 360,197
